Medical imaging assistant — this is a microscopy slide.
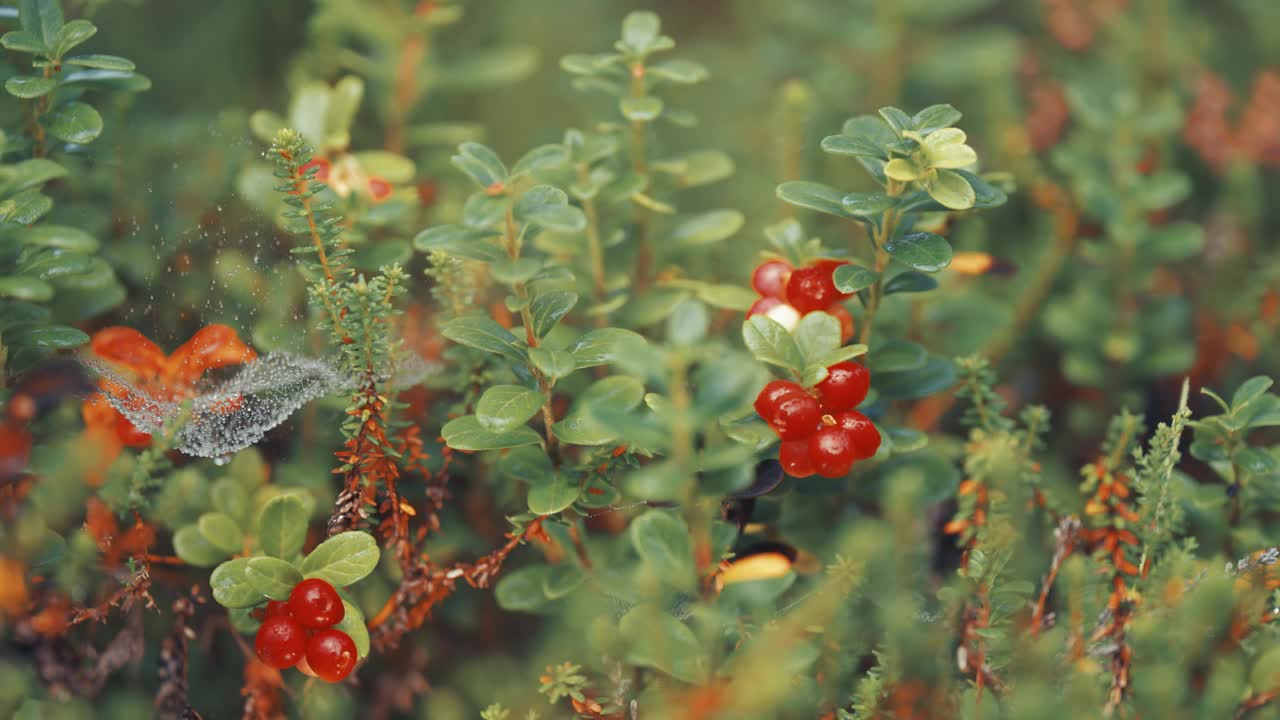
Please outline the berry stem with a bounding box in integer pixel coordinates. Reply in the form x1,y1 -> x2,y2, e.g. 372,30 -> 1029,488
503,206 -> 561,464
857,180 -> 903,346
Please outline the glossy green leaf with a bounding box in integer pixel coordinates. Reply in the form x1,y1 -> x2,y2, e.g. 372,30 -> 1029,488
869,339 -> 928,373
412,224 -> 505,262
884,232 -> 952,272
510,144 -> 568,177
630,510 -> 694,588
921,168 -> 975,210
59,69 -> 151,91
20,0 -> 63,51
63,53 -> 134,71
912,104 -> 963,133
300,531 -> 380,586
832,264 -> 879,293
1,30 -> 44,53
443,415 -> 542,451
527,472 -> 578,515
529,290 -> 578,338
2,324 -> 88,351
571,327 -> 647,368
476,385 -> 544,432
44,101 -> 102,144
883,271 -> 939,295
5,75 -> 56,99
210,558 -> 265,608
820,134 -> 887,159
14,224 -> 96,252
442,315 -> 525,362
451,141 -> 507,188
0,276 -> 53,302
649,58 -> 707,84
495,565 -> 553,612
255,495 -> 307,560
245,556 -> 302,600
619,605 -> 707,683
776,181 -> 852,218
793,311 -> 841,364
742,315 -> 805,372
620,11 -> 662,53
528,346 -> 577,381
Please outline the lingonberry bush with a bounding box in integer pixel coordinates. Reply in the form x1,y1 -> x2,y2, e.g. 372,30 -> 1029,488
1,1 -> 1278,718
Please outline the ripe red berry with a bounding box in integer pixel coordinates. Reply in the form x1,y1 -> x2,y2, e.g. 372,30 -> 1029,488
767,392 -> 821,441
306,629 -> 358,683
254,615 -> 307,669
808,424 -> 856,478
264,600 -> 291,618
754,380 -> 804,419
833,410 -> 881,460
786,260 -> 851,313
779,439 -> 816,478
825,304 -> 855,343
747,296 -> 801,331
751,260 -> 792,299
815,361 -> 871,412
287,578 -> 345,629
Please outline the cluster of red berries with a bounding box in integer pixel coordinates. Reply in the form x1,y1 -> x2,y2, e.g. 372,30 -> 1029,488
747,259 -> 854,342
753,362 -> 881,478
254,578 -> 358,683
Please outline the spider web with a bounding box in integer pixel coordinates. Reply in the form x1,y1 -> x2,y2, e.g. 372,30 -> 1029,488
83,351 -> 437,459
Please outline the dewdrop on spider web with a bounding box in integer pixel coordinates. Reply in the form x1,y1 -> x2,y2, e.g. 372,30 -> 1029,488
82,351 -> 440,459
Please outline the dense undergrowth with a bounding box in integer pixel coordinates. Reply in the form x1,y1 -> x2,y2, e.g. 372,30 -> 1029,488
1,1 -> 1279,718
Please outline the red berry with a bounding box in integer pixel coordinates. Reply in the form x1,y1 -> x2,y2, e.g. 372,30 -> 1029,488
306,629 -> 358,683
287,578 -> 345,629
808,425 -> 856,478
754,380 -> 804,419
786,260 -> 851,313
833,410 -> 881,460
825,304 -> 855,343
779,439 -> 816,478
751,260 -> 792,299
815,361 -> 871,412
747,297 -> 801,331
767,392 -> 821,441
264,600 -> 291,618
254,615 -> 307,669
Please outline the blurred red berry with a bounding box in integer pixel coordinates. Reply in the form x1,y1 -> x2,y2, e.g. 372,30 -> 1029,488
751,260 -> 792,299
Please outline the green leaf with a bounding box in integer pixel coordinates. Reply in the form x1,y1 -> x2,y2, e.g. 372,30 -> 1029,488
742,315 -> 805,373
210,558 -> 265,608
300,531 -> 380,586
529,290 -> 578,338
528,346 -> 577,381
619,606 -> 707,683
59,69 -> 150,91
1135,170 -> 1190,211
842,192 -> 895,217
442,315 -> 526,362
869,339 -> 927,373
694,283 -> 756,311
245,557 -> 303,600
667,298 -> 709,345
875,356 -> 957,400
0,276 -> 53,302
883,271 -> 938,295
776,181 -> 852,218
210,477 -> 250,525
913,104 -> 963,133
820,134 -> 887,159
495,565 -> 553,612
451,142 -> 507,188
2,324 -> 87,351
5,75 -> 56,99
527,472 -> 579,515
814,343 -> 869,367
542,562 -> 587,599
14,224 -> 96,252
793,311 -> 841,364
0,158 -> 65,195
63,53 -> 134,71
666,209 -> 743,246
443,415 -> 542,451
514,185 -> 586,232
832,264 -> 879,293
197,513 -> 243,555
1231,377 -> 1273,411
255,495 -> 307,560
333,600 -> 370,659
885,232 -> 952,272
648,59 -> 707,84
571,328 -> 647,368
620,11 -> 661,53
921,168 -> 975,210
412,224 -> 505,262
553,376 -> 644,446
510,144 -> 568,177
43,101 -> 102,144
620,96 -> 663,122
172,525 -> 228,567
951,169 -> 1007,209
878,106 -> 914,135
630,510 -> 694,588
669,149 -> 734,187
20,0 -> 63,52
1145,222 -> 1204,262
476,385 -> 544,432
1,30 -> 44,53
